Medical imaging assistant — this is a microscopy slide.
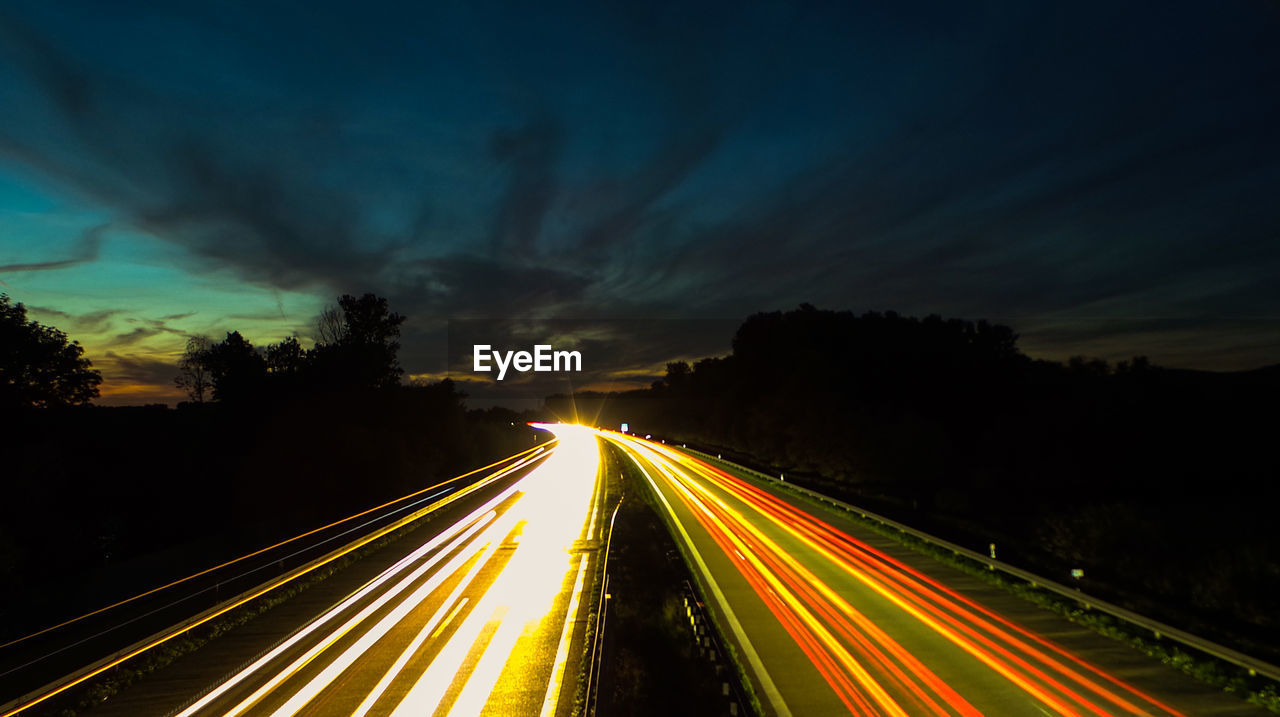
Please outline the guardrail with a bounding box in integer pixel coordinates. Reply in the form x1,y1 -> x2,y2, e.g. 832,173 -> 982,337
680,579 -> 750,716
679,446 -> 1280,685
584,497 -> 622,717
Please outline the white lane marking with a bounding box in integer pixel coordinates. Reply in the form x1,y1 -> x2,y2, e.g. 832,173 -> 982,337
612,437 -> 793,717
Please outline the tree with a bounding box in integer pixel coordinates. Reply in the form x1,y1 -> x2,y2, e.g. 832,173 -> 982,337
315,305 -> 347,346
265,336 -> 307,376
311,293 -> 406,390
175,336 -> 213,403
0,294 -> 102,408
1115,355 -> 1153,375
337,293 -> 405,350
203,331 -> 266,402
1067,355 -> 1111,377
663,361 -> 691,390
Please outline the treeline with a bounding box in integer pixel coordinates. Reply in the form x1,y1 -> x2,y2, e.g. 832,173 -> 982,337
551,305 -> 1280,659
0,294 -> 534,639
174,293 -> 407,403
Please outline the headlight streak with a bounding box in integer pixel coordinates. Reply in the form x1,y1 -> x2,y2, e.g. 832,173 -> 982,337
0,445 -> 551,655
391,424 -> 601,717
178,505 -> 505,717
3,450 -> 555,717
538,470 -> 602,717
170,424 -> 601,717
610,433 -> 1189,717
177,456 -> 544,717
257,521 -> 511,717
348,544 -> 489,717
0,484 -> 455,685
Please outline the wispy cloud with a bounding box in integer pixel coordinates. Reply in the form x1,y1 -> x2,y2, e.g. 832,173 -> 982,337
1,1 -> 1277,394
0,223 -> 106,273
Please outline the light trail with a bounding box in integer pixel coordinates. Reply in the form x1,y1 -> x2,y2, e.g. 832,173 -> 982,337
1,445 -> 553,717
0,444 -> 550,653
390,423 -> 600,717
606,432 -> 1193,717
169,423 -> 602,717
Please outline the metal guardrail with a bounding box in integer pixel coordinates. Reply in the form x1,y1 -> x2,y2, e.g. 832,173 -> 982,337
584,496 -> 622,717
680,446 -> 1280,685
680,579 -> 750,716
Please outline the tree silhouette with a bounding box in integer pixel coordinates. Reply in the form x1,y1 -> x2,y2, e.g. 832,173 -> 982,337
663,361 -> 691,389
203,331 -> 266,402
265,336 -> 307,376
175,294 -> 406,399
315,305 -> 347,346
175,336 -> 213,403
0,294 -> 102,408
310,293 -> 406,390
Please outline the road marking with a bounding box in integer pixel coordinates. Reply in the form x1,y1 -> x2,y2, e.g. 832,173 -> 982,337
432,597 -> 471,639
540,552 -> 591,717
614,438 -> 792,717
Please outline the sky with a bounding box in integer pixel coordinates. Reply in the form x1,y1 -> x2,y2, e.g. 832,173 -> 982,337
1,1 -> 1278,405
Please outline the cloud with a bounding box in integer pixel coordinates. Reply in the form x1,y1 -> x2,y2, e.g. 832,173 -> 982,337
94,315 -> 193,349
25,305 -> 121,334
99,351 -> 177,384
94,350 -> 186,405
0,224 -> 106,273
110,326 -> 163,347
488,120 -> 562,256
2,0 -> 1278,396
0,11 -> 398,294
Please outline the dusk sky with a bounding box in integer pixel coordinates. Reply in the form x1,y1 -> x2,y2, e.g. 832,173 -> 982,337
1,1 -> 1278,405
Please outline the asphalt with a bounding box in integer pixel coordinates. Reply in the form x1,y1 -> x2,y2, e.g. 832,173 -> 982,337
30,430 -> 604,717
605,434 -> 1270,717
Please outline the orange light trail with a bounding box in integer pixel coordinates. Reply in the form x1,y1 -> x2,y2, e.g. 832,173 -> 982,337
608,433 -> 1190,716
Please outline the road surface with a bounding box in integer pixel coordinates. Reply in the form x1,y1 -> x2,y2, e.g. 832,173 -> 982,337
603,433 -> 1267,717
168,424 -> 603,717
3,424 -> 604,717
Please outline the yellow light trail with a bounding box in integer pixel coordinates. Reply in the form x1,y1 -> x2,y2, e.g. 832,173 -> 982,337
607,432 -> 1191,717
0,444 -> 550,653
166,423 -> 602,717
178,505 -> 508,717
391,423 -> 601,717
1,445 -> 553,717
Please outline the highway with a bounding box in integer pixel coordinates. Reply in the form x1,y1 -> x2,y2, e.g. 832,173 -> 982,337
169,424 -> 602,717
3,424 -> 605,717
603,432 -> 1267,717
